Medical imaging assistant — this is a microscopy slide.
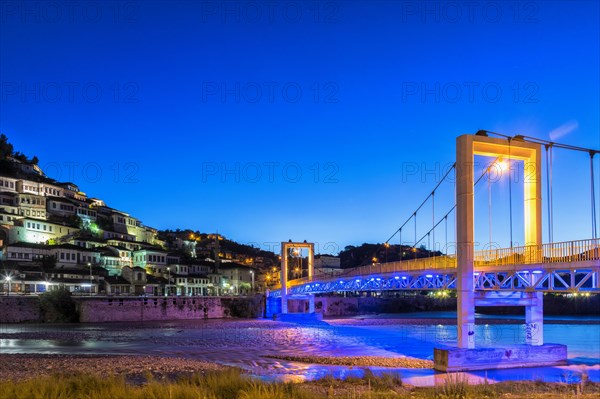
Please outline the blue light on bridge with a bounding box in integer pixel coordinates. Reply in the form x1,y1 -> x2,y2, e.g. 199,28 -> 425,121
426,274 -> 433,278
394,276 -> 400,279
532,270 -> 543,274
355,279 -> 361,282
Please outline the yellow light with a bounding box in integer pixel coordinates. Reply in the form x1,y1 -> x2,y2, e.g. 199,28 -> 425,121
372,257 -> 378,263
494,158 -> 508,172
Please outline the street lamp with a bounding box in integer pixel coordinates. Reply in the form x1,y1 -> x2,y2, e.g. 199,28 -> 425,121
87,263 -> 92,296
167,267 -> 171,296
5,276 -> 11,296
384,242 -> 390,263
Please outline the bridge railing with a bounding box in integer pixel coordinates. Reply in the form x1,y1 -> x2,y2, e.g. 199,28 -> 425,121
474,238 -> 600,266
283,255 -> 457,288
275,239 -> 599,290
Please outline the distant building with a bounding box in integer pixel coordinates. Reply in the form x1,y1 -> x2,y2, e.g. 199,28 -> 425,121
314,255 -> 342,276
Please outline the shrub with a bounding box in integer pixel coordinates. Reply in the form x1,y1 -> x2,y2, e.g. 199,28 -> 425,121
39,288 -> 78,322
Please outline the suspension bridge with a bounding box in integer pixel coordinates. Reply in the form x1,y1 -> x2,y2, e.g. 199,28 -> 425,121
266,131 -> 600,371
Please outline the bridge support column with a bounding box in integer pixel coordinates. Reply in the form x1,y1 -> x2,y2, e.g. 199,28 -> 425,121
308,294 -> 315,313
525,292 -> 544,346
456,135 -> 476,349
281,242 -> 289,314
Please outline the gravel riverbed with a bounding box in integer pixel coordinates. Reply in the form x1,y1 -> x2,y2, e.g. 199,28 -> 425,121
0,354 -> 227,382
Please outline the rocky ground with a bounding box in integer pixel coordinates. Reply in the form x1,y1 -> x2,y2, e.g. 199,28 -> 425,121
0,354 -> 227,382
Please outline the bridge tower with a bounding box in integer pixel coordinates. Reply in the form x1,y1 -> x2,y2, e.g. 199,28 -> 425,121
266,241 -> 319,320
456,134 -> 542,349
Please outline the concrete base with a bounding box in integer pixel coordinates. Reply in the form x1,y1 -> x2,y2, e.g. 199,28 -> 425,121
434,344 -> 567,372
272,312 -> 323,322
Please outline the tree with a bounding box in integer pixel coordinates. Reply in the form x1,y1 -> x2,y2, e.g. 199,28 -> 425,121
0,134 -> 14,158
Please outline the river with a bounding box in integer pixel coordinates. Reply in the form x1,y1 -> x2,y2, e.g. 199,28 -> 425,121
1,312 -> 598,386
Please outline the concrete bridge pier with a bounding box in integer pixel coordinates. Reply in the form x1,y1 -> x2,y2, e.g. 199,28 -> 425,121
265,294 -> 281,318
525,291 -> 544,346
308,294 -> 315,313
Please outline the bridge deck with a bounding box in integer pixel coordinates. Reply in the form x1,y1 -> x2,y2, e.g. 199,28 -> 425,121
270,239 -> 600,295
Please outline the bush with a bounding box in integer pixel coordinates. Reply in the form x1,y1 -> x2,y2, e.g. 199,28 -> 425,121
39,288 -> 78,322
225,296 -> 263,318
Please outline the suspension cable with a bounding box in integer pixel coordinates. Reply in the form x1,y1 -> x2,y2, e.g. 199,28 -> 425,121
444,215 -> 448,254
384,163 -> 456,244
412,205 -> 457,249
481,130 -> 599,154
409,166 -> 492,252
508,137 -> 514,248
545,144 -> 554,243
414,212 -> 417,249
432,191 -> 435,252
591,151 -> 598,239
488,164 -> 492,248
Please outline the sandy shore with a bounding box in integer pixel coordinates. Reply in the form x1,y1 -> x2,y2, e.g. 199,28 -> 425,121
0,354 -> 227,382
265,355 -> 433,368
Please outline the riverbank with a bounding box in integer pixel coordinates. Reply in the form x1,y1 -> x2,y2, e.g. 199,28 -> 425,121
0,354 -> 226,382
0,366 -> 599,399
266,354 -> 433,368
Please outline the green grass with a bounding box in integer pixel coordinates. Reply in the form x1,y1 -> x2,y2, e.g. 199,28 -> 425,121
0,369 -> 598,399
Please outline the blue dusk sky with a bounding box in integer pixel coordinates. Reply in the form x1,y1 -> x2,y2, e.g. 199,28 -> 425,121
1,1 -> 599,254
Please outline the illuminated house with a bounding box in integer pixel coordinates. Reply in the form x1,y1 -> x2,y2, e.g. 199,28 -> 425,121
3,242 -> 51,262
99,246 -> 133,276
219,263 -> 255,295
49,244 -> 101,268
7,218 -> 79,244
133,248 -> 169,275
58,182 -> 87,201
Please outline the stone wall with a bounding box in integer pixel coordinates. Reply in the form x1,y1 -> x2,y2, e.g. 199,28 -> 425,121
0,296 -> 42,323
77,296 -> 264,322
0,295 -> 264,323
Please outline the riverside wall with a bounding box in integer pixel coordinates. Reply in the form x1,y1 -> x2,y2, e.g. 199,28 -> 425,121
1,294 -> 598,323
0,295 -> 264,323
0,296 -> 42,323
77,296 -> 264,322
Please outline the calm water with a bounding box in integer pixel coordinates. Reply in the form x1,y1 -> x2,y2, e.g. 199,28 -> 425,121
1,312 -> 598,386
